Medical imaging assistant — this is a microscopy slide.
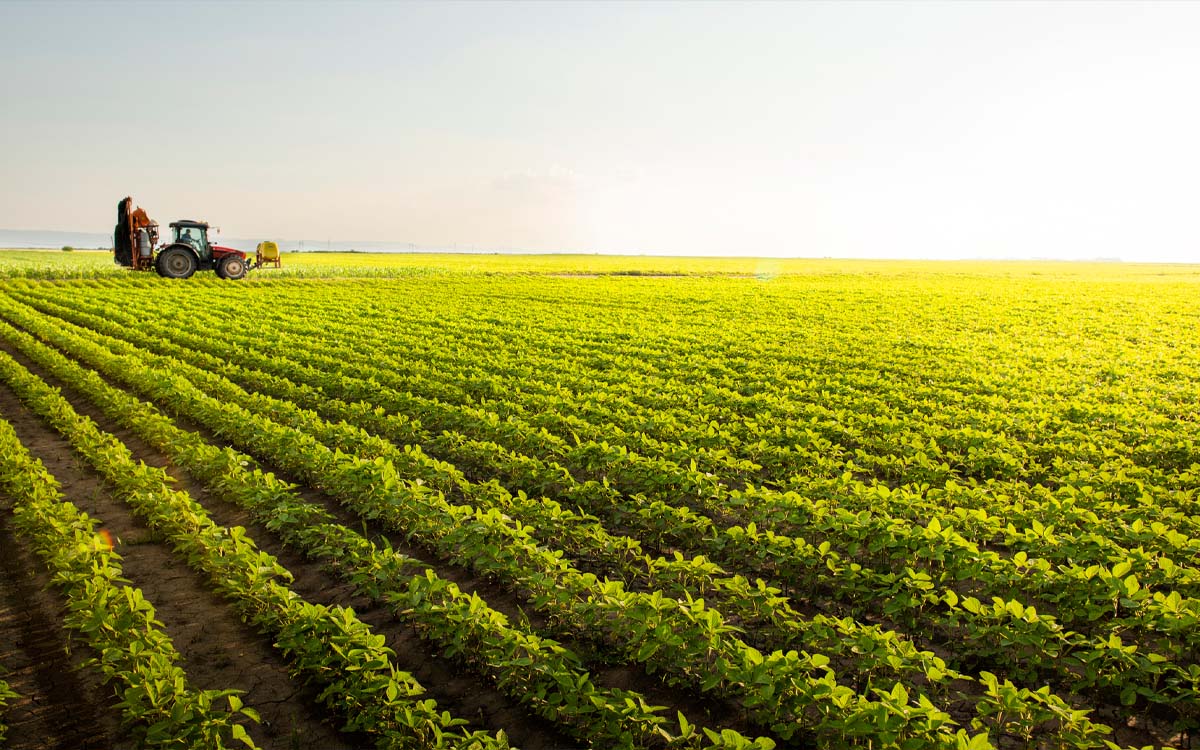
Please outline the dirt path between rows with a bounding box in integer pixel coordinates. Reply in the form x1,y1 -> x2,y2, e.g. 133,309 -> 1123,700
0,374 -> 363,750
0,513 -> 132,750
0,311 -> 760,745
0,336 -> 584,749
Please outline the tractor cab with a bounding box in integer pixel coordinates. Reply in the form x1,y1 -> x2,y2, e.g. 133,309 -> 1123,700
158,218 -> 249,279
170,220 -> 212,261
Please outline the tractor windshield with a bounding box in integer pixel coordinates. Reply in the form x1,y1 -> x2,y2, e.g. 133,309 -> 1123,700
174,226 -> 205,247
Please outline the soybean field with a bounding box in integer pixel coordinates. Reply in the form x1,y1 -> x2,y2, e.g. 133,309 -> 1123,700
0,253 -> 1198,750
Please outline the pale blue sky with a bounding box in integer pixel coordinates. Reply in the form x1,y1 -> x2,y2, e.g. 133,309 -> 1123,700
3,0 -> 1199,259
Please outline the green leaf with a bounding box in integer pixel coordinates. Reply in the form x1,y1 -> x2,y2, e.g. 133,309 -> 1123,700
676,710 -> 693,737
1123,574 -> 1140,596
967,732 -> 994,750
1120,685 -> 1137,706
231,723 -> 254,748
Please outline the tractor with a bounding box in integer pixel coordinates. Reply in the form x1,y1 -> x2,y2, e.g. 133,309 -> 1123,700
113,196 -> 279,280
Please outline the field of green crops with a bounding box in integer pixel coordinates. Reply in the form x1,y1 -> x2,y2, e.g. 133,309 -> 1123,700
0,249 -> 1197,750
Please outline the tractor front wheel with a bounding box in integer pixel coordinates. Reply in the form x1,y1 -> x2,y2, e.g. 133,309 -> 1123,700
155,247 -> 197,279
216,256 -> 248,280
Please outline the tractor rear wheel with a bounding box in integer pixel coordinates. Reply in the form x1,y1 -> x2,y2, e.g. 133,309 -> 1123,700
216,255 -> 247,280
155,247 -> 197,279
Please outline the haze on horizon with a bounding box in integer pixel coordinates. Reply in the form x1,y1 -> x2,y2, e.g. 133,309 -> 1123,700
2,0 -> 1199,261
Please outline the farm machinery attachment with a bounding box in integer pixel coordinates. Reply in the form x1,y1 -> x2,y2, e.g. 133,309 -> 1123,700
114,196 -> 280,280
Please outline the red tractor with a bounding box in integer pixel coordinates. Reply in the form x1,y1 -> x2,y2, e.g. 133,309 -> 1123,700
114,196 -> 277,280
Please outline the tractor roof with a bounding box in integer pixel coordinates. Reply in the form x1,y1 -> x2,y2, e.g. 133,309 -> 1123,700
169,219 -> 209,229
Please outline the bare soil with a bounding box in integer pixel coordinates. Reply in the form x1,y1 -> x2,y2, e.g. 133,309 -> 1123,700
0,336 -> 586,749
0,375 -> 362,750
0,322 -> 782,747
0,512 -> 133,750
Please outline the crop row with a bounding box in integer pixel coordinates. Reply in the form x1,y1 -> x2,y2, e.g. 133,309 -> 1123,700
59,274 -> 1199,498
35,301 -> 964,682
0,678 -> 14,744
51,310 -> 1185,717
148,279 -> 1200,504
44,280 -> 1200,570
0,294 -> 1051,741
0,412 -> 261,748
10,265 -> 1199,746
35,286 -> 1200,638
0,341 -> 514,749
0,291 -> 1006,747
14,286 -> 1199,727
0,300 -> 778,749
0,288 -> 1161,744
249,282 -> 1200,544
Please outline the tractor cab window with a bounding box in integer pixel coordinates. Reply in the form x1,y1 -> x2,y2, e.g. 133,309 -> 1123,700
174,226 -> 204,246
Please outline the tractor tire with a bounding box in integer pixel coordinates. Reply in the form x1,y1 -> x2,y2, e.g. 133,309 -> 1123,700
216,255 -> 248,281
155,247 -> 197,279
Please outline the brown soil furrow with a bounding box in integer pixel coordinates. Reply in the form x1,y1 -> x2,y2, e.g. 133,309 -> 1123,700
0,376 -> 362,750
0,336 -> 582,749
0,318 -> 753,742
0,515 -> 133,750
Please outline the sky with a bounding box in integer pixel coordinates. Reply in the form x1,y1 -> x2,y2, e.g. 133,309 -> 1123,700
2,0 -> 1199,260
